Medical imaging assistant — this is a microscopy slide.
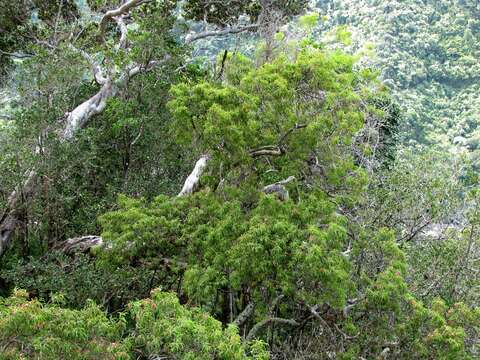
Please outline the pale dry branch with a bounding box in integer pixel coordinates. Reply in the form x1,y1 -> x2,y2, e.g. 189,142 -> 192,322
178,155 -> 211,197
99,0 -> 145,39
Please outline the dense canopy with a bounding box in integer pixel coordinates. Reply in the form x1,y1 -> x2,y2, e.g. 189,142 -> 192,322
0,1 -> 478,359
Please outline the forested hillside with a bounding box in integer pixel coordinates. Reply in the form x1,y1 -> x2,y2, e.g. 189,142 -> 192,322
0,1 -> 478,359
315,0 -> 480,159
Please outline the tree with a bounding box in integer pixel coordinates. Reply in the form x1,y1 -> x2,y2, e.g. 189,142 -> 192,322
0,0 -> 310,258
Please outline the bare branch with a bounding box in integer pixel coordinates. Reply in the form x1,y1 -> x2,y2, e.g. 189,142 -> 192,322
63,79 -> 115,138
246,317 -> 299,341
99,0 -> 145,39
250,146 -> 283,157
0,49 -> 34,59
185,24 -> 258,44
308,305 -> 335,339
59,236 -> 187,270
131,125 -> 144,146
232,302 -> 255,327
263,176 -> 295,201
278,123 -> 307,145
60,235 -> 103,254
114,16 -> 129,50
342,298 -> 359,318
178,155 -> 211,197
249,124 -> 307,158
128,55 -> 171,77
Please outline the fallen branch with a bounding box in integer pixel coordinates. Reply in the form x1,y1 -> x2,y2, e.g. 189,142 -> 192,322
58,236 -> 188,271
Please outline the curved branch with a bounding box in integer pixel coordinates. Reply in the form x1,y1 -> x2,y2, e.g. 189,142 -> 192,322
263,176 -> 295,201
249,124 -> 307,158
278,123 -> 307,145
185,24 -> 258,44
63,79 -> 115,138
99,0 -> 145,39
114,16 -> 129,50
250,145 -> 283,157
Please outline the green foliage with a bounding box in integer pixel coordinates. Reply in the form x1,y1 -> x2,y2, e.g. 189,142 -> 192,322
99,49 -> 384,324
167,48 -> 380,203
0,289 -> 127,359
125,289 -> 269,359
298,12 -> 320,31
0,289 -> 264,360
363,148 -> 465,243
1,2 -> 479,358
314,0 -> 480,166
92,47 -> 480,358
183,0 -> 308,27
1,251 -> 155,311
99,190 -> 353,316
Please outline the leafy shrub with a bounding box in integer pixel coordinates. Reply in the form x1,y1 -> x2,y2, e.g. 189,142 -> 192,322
0,289 -> 267,360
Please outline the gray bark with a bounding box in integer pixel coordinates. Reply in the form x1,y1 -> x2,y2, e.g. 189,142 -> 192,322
185,24 -> 258,44
60,235 -> 104,254
232,302 -> 255,327
263,176 -> 295,201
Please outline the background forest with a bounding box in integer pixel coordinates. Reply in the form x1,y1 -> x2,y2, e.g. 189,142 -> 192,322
0,0 -> 479,359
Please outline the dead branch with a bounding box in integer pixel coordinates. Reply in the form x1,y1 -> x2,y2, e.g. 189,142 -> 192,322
178,154 -> 211,197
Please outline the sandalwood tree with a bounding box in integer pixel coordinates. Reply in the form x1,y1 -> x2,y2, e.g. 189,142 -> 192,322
92,47 -> 479,358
